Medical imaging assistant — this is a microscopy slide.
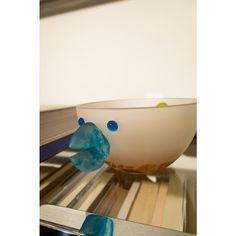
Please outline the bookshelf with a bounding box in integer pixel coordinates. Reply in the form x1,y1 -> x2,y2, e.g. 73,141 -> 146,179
40,144 -> 196,234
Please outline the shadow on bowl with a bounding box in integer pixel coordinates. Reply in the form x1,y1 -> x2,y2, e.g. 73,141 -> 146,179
183,136 -> 196,157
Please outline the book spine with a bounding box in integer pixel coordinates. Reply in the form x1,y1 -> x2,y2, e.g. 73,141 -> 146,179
40,134 -> 73,162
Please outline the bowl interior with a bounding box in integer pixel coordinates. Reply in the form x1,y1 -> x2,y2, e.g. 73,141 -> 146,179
78,98 -> 196,109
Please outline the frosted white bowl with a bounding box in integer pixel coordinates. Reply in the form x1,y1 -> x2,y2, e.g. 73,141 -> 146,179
76,98 -> 196,174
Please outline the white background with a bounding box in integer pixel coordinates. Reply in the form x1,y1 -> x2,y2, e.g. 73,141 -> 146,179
0,0 -> 236,235
40,0 -> 196,105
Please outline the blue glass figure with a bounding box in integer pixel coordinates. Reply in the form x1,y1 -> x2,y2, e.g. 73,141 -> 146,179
69,122 -> 110,172
78,117 -> 85,126
80,214 -> 114,236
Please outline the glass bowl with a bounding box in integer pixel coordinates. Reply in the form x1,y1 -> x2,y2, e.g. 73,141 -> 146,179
76,98 -> 196,174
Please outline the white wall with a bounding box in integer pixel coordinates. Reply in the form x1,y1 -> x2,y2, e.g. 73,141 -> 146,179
40,0 -> 196,105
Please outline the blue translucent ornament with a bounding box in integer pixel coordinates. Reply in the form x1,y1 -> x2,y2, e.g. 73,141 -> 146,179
107,120 -> 118,132
80,214 -> 114,236
69,122 -> 110,172
78,117 -> 85,126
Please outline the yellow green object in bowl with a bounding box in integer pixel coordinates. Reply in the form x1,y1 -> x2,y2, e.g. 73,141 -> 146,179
156,102 -> 168,108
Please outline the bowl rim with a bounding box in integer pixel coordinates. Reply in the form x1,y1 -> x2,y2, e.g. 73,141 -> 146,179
77,97 -> 197,110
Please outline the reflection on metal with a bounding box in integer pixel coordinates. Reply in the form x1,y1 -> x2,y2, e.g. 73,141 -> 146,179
40,0 -> 125,18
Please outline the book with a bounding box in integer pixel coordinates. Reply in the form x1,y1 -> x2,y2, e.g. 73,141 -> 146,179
150,181 -> 169,227
117,181 -> 141,220
40,150 -> 76,173
40,105 -> 78,146
128,180 -> 160,225
161,173 -> 185,231
186,176 -> 196,233
76,172 -> 114,211
108,184 -> 129,218
57,170 -> 109,208
40,149 -> 79,203
93,182 -> 119,215
40,166 -> 58,181
40,161 -> 77,199
93,182 -> 129,218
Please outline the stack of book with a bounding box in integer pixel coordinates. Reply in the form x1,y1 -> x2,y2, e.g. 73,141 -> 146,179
40,149 -> 79,204
40,105 -> 79,203
40,105 -> 78,162
40,166 -> 189,232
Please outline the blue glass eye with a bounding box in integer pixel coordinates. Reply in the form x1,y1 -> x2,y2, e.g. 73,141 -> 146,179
78,117 -> 85,126
107,120 -> 118,132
